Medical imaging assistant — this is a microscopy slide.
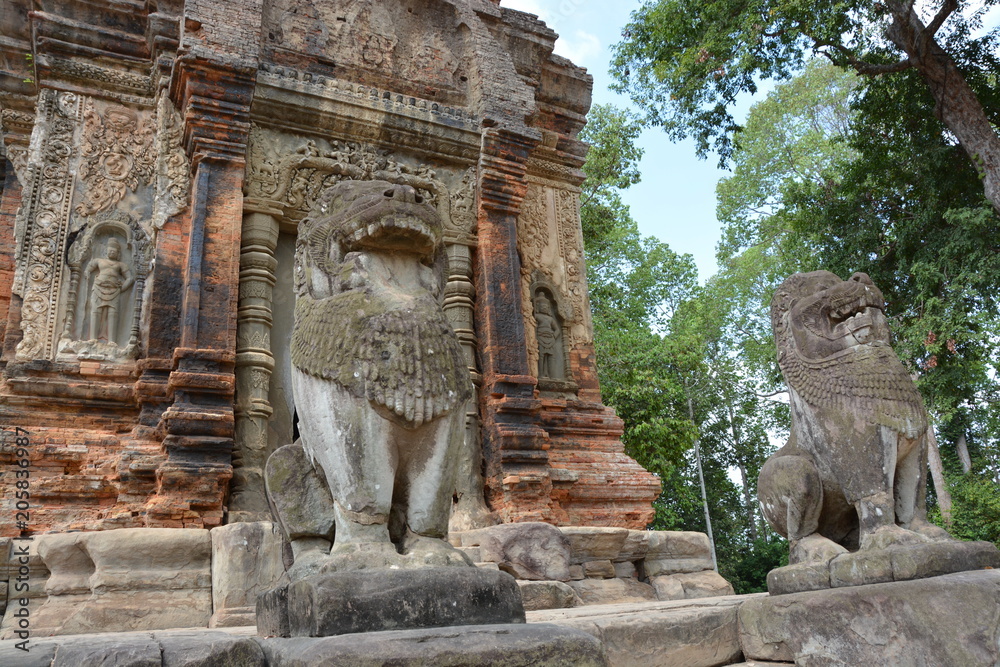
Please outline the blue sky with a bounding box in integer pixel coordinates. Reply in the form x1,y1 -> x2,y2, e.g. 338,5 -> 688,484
501,0 -> 1000,282
501,0 -> 734,281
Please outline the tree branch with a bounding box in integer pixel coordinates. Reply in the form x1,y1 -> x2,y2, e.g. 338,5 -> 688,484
926,0 -> 958,37
812,37 -> 912,76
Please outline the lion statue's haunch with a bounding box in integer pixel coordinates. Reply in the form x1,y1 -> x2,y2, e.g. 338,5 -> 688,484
265,180 -> 475,577
758,271 -> 951,564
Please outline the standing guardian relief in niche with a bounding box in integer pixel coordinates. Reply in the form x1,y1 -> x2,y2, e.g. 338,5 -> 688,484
86,238 -> 133,342
265,180 -> 475,578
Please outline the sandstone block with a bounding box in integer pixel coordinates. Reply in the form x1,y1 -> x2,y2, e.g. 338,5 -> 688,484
28,528 -> 211,637
646,531 -> 711,559
568,565 -> 585,581
50,635 -> 162,666
583,560 -> 616,579
256,584 -> 290,639
517,580 -> 582,611
566,578 -> 657,606
158,629 -> 267,666
453,522 -> 571,581
260,623 -> 609,666
767,540 -> 1000,594
650,574 -> 685,601
671,571 -> 734,599
739,569 -> 1000,665
614,561 -> 637,579
643,556 -> 714,577
287,567 -> 525,637
615,530 -> 650,562
0,539 -> 50,640
560,527 -> 630,565
210,522 -> 286,628
765,561 -> 831,595
531,595 -> 750,667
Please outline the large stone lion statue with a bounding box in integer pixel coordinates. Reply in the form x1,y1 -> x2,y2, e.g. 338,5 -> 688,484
758,271 -> 951,564
265,180 -> 475,577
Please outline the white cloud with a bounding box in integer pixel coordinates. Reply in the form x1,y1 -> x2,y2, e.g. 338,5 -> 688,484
554,30 -> 602,66
501,0 -> 554,23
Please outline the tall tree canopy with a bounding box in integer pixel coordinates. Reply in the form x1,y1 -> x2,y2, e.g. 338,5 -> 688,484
611,0 -> 1000,213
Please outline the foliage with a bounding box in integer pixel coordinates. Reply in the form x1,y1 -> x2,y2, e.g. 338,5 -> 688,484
580,105 -> 789,592
579,104 -> 703,514
610,0 -> 1000,167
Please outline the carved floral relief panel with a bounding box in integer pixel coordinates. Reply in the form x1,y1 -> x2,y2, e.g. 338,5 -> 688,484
12,90 -> 189,363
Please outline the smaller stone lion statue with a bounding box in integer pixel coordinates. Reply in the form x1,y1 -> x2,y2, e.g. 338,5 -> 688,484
758,271 -> 951,564
266,179 -> 475,577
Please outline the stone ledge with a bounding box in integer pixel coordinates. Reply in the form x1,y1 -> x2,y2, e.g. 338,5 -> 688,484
0,623 -> 608,667
766,540 -> 1000,594
531,594 -> 760,667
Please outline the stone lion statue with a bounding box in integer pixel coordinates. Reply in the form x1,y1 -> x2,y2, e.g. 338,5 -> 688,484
758,270 -> 951,564
266,180 -> 475,577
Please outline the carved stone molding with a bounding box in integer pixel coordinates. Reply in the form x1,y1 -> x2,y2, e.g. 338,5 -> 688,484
246,126 -> 476,230
14,90 -> 82,361
1,108 -> 35,185
152,91 -> 190,230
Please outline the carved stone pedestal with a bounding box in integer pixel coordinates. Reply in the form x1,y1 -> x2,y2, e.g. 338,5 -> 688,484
766,540 -> 1000,595
256,568 -> 525,638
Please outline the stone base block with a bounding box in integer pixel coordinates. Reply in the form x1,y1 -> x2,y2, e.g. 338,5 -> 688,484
566,577 -> 657,606
530,594 -> 752,667
0,624 -> 606,667
262,623 -> 608,666
740,569 -> 1000,665
767,539 -> 1000,594
518,580 -> 581,611
264,567 -> 525,637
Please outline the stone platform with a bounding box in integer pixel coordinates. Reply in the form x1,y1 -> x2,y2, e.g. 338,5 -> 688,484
3,569 -> 999,665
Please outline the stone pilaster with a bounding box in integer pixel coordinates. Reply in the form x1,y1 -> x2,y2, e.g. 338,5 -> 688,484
475,128 -> 559,524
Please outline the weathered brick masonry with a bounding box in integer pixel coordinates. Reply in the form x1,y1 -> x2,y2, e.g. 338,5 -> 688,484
0,0 -> 659,537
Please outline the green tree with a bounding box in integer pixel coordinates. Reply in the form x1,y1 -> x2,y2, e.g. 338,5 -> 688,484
611,0 -> 1000,213
579,105 -> 704,529
580,104 -> 790,589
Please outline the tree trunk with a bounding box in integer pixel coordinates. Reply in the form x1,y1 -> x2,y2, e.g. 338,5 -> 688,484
926,426 -> 953,525
886,4 -> 1000,214
956,432 -> 972,474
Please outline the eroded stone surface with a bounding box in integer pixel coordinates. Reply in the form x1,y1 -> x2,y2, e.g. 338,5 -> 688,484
261,623 -> 609,667
23,529 -> 211,638
286,568 -> 525,637
739,569 -> 1000,665
517,580 -> 582,611
210,522 -> 287,628
566,578 -> 658,606
531,595 -> 755,667
454,522 -> 571,581
560,527 -> 630,564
